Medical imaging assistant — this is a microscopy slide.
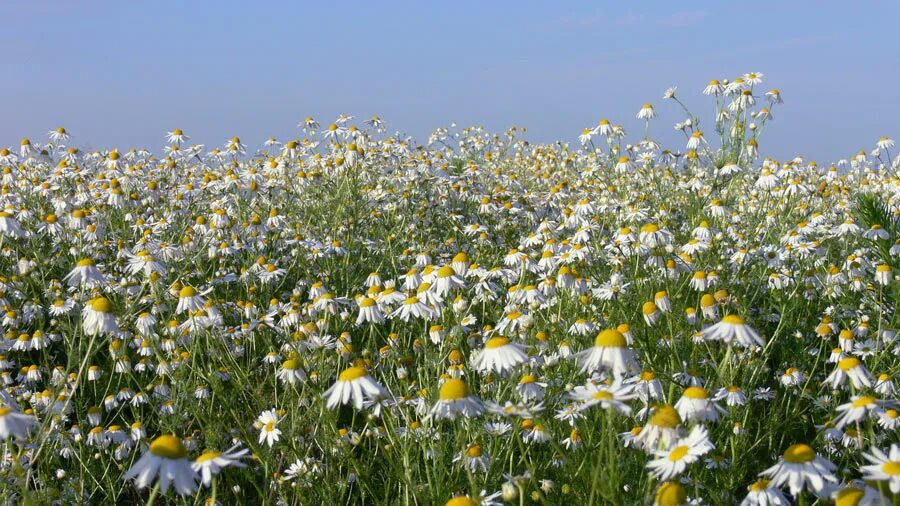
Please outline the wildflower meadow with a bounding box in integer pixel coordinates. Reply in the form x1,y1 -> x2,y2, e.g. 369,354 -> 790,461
0,73 -> 898,505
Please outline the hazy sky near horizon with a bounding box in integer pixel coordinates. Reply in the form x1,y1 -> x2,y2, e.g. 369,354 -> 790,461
3,1 -> 898,163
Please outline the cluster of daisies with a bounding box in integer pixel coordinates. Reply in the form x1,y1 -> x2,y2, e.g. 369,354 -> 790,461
0,73 -> 898,505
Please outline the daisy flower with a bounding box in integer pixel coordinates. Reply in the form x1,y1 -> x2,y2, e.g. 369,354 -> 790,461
570,380 -> 636,414
0,211 -> 26,238
191,444 -> 249,487
759,443 -> 837,497
82,297 -> 120,336
575,329 -> 639,377
646,425 -> 714,480
861,444 -> 900,493
430,378 -> 483,421
470,336 -> 528,375
323,366 -> 390,410
0,404 -> 37,439
124,434 -> 198,495
355,297 -> 385,325
740,479 -> 789,506
63,258 -> 108,287
824,357 -> 873,389
834,395 -> 891,429
675,386 -> 727,423
255,410 -> 282,447
702,315 -> 764,348
276,358 -> 307,385
634,404 -> 682,451
175,286 -> 209,314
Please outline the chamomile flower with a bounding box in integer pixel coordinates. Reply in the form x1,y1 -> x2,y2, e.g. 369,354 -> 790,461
276,358 -> 307,385
740,479 -> 789,506
834,395 -> 891,428
430,378 -> 483,421
255,410 -> 282,447
646,425 -> 714,480
453,443 -> 490,472
824,357 -> 873,389
675,386 -> 727,423
191,444 -> 249,487
64,258 -> 108,287
570,380 -> 636,414
175,286 -> 209,314
355,297 -> 385,325
124,434 -> 198,495
702,315 -> 764,347
635,404 -> 682,451
637,103 -> 656,119
82,297 -> 120,336
323,366 -> 390,410
0,404 -> 37,439
759,443 -> 838,497
575,329 -> 639,377
0,211 -> 26,238
848,444 -> 900,498
471,336 -> 528,374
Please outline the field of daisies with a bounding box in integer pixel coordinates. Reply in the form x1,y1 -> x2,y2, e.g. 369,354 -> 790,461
0,73 -> 898,505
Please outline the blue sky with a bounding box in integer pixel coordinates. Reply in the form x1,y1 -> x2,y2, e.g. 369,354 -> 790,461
3,1 -> 898,162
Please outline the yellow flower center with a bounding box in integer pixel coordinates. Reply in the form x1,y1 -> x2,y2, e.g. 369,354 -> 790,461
76,258 -> 95,267
852,396 -> 876,408
179,286 -> 198,297
592,391 -> 613,401
594,329 -> 627,347
439,378 -> 469,400
437,266 -> 455,278
359,297 -> 376,308
882,461 -> 900,476
649,405 -> 681,428
282,359 -> 299,371
682,386 -> 708,399
655,481 -> 686,506
750,479 -> 770,492
195,450 -> 221,463
669,445 -> 689,461
782,443 -> 815,463
466,444 -> 482,458
485,337 -> 510,349
721,315 -> 745,325
834,487 -> 864,506
445,498 -> 476,506
339,366 -> 367,382
90,297 -> 113,313
838,357 -> 861,371
149,434 -> 187,459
